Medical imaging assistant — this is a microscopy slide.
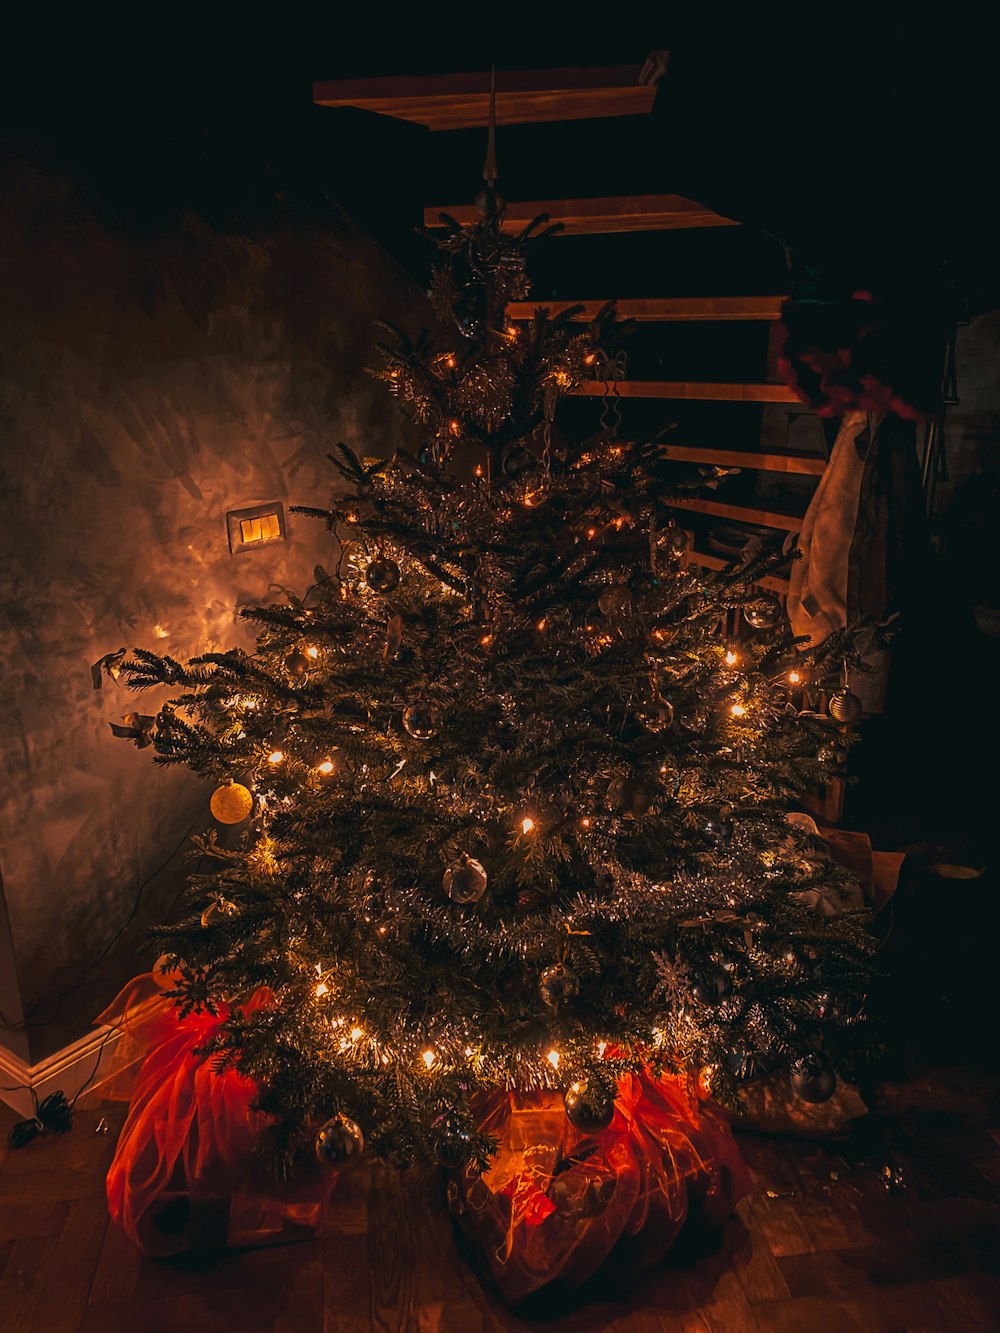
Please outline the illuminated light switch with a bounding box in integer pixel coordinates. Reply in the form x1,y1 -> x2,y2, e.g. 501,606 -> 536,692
227,503 -> 286,553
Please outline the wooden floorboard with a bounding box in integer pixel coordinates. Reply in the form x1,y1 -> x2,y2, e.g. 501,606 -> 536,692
1,1070 -> 999,1331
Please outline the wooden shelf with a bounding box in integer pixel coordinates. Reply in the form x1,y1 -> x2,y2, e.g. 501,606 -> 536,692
687,549 -> 790,594
506,296 -> 784,322
663,444 -> 825,476
571,380 -> 800,403
425,195 -> 734,235
670,496 -> 804,531
314,67 -> 654,130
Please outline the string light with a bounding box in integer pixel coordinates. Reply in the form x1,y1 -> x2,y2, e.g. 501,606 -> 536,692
730,703 -> 747,718
788,669 -> 802,685
474,465 -> 483,477
596,1039 -> 607,1057
586,528 -> 597,539
521,816 -> 536,835
267,750 -> 284,765
350,1026 -> 364,1042
445,354 -> 456,368
725,649 -> 739,667
314,981 -> 329,998
316,759 -> 335,775
583,352 -> 596,366
536,618 -> 546,632
421,1049 -> 436,1069
306,646 -> 319,660
449,419 -> 461,435
580,817 -> 591,828
547,1049 -> 560,1070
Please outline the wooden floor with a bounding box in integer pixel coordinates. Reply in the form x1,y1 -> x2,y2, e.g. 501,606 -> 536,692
2,1066 -> 999,1332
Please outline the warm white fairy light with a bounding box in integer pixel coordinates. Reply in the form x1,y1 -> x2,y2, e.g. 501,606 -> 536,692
267,749 -> 284,764
316,759 -> 335,775
350,1026 -> 364,1042
422,1049 -> 436,1069
730,703 -> 747,718
724,649 -> 739,667
314,981 -> 329,998
596,1039 -> 607,1058
547,1049 -> 560,1070
521,816 -> 536,835
306,646 -> 319,660
788,669 -> 802,684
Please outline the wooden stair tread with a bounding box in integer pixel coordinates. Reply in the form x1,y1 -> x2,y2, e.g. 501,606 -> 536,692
687,549 -> 790,593
507,296 -> 784,321
425,194 -> 735,235
314,67 -> 654,130
663,444 -> 825,476
571,380 -> 799,403
671,496 -> 804,531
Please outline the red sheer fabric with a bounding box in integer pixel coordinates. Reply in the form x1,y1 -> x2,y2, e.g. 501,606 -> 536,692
105,992 -> 334,1255
451,1069 -> 750,1304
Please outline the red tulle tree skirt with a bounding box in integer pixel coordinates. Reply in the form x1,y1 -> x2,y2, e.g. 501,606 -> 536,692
106,993 -> 333,1256
450,1070 -> 750,1305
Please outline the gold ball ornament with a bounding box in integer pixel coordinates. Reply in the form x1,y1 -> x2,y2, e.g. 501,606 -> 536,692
828,689 -> 863,723
151,955 -> 184,989
210,782 -> 254,824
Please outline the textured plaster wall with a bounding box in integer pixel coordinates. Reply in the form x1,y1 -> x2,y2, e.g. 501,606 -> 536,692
0,158 -> 424,1059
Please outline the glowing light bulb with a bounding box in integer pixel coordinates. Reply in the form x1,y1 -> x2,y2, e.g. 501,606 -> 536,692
725,649 -> 739,667
580,817 -> 591,828
547,1049 -> 560,1070
314,981 -> 329,998
350,1026 -> 364,1042
306,646 -> 319,660
597,1039 -> 607,1058
730,703 -> 747,718
587,528 -> 597,539
583,352 -> 596,366
445,354 -> 456,368
659,764 -> 669,775
449,419 -> 461,435
422,1049 -> 436,1069
474,465 -> 483,477
536,618 -> 546,632
481,634 -> 493,646
267,750 -> 284,765
506,324 -> 519,338
521,816 -> 535,835
788,670 -> 802,685
317,759 -> 335,775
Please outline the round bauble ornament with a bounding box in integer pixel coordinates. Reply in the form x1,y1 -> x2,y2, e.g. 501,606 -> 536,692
828,689 -> 863,723
564,1083 -> 616,1133
691,968 -> 733,1006
636,696 -> 674,732
151,955 -> 184,989
743,596 -> 783,630
704,815 -> 735,845
210,782 -> 253,824
657,524 -> 690,562
474,184 -> 504,218
789,1053 -> 837,1103
598,585 -> 634,618
402,697 -> 443,740
503,444 -> 537,478
365,556 -> 401,594
443,856 -> 488,904
539,962 -> 579,1007
285,648 -> 311,680
607,776 -> 651,819
315,1113 -> 365,1171
200,897 -> 237,928
817,741 -> 849,767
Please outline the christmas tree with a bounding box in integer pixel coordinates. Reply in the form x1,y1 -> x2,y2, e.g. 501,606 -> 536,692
117,191 -> 876,1176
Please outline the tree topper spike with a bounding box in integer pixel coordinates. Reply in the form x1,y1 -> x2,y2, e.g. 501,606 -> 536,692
482,66 -> 498,185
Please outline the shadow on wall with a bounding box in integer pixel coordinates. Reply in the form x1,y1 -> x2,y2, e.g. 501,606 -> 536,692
0,155 -> 426,1060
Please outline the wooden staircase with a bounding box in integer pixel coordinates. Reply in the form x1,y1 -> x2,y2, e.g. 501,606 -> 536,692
313,66 -> 825,598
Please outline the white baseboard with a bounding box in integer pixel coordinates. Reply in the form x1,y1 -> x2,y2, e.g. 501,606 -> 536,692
0,997 -> 161,1120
